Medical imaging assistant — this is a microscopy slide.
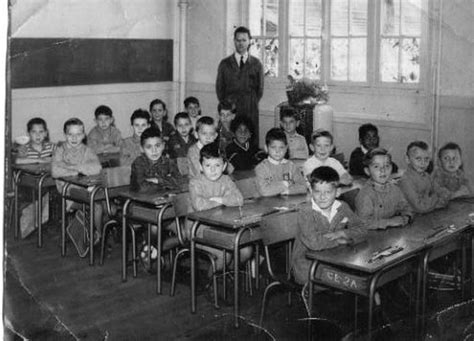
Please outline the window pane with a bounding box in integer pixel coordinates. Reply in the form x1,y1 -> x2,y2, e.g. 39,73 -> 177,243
264,38 -> 279,77
401,0 -> 421,36
331,0 -> 348,36
249,0 -> 263,36
381,0 -> 400,36
249,38 -> 263,62
289,38 -> 305,78
306,0 -> 322,36
305,39 -> 322,79
380,38 -> 400,82
266,0 -> 279,36
350,0 -> 368,35
349,38 -> 366,81
331,38 -> 348,80
289,0 -> 304,36
400,38 -> 420,83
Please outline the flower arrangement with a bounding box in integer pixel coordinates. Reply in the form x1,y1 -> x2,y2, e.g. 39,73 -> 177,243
286,76 -> 329,107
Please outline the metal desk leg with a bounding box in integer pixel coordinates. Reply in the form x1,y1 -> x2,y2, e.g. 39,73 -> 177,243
156,203 -> 171,295
190,220 -> 200,313
61,183 -> 71,256
232,227 -> 251,328
37,173 -> 48,248
308,261 -> 319,341
89,186 -> 102,266
122,199 -> 132,281
13,170 -> 22,239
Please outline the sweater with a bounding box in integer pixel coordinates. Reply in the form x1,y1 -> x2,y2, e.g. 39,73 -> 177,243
87,125 -> 122,154
291,201 -> 366,284
120,135 -> 142,166
167,132 -> 197,159
17,142 -> 55,161
432,168 -> 472,197
355,179 -> 413,229
226,139 -> 261,171
286,132 -> 309,160
255,158 -> 307,197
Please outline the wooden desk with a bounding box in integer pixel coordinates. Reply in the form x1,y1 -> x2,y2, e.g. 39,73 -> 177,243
188,194 -> 307,328
12,163 -> 55,247
117,184 -> 188,294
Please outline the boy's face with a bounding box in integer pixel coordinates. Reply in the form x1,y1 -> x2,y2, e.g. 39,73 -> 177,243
142,136 -> 165,162
235,124 -> 251,145
440,149 -> 462,173
281,116 -> 298,135
29,124 -> 47,145
65,125 -> 85,148
132,118 -> 150,138
361,130 -> 379,150
197,124 -> 217,145
200,157 -> 226,182
219,109 -> 235,126
407,147 -> 431,173
186,103 -> 200,118
311,181 -> 339,211
312,136 -> 333,161
96,114 -> 113,130
266,139 -> 288,162
151,104 -> 166,122
176,118 -> 192,137
365,155 -> 392,185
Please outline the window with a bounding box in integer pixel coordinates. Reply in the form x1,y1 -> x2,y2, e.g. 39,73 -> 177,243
248,0 -> 424,86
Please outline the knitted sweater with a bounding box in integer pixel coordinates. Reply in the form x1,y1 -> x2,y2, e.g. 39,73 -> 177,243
255,158 -> 307,196
87,125 -> 122,154
432,168 -> 472,197
130,154 -> 183,193
286,132 -> 309,160
292,201 -> 366,284
120,135 -> 141,166
189,173 -> 243,211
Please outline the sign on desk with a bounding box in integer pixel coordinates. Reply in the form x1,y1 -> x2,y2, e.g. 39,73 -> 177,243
316,265 -> 367,294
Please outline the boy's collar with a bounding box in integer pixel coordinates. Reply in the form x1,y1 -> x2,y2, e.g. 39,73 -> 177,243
407,164 -> 428,176
368,178 -> 390,192
234,138 -> 249,150
311,199 -> 341,220
267,157 -> 288,165
197,141 -> 204,150
360,145 -> 369,154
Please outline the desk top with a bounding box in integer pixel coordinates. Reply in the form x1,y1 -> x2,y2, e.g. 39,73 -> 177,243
13,163 -> 51,175
59,174 -> 104,187
117,187 -> 187,206
188,194 -> 308,229
306,200 -> 474,274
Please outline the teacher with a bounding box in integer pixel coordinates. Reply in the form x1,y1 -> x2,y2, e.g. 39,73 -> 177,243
216,26 -> 264,145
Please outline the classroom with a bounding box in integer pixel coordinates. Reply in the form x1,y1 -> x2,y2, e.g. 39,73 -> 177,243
4,0 -> 473,340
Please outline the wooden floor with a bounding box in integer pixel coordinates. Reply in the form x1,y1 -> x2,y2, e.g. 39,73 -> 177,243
4,221 -> 473,340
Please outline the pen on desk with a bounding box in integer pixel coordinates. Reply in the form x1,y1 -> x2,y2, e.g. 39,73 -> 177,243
372,245 -> 392,256
425,228 -> 446,240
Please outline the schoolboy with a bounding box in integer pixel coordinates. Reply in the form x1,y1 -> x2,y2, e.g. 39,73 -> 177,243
355,148 -> 413,229
226,116 -> 262,171
399,141 -> 450,213
184,96 -> 201,135
87,105 -> 122,154
167,112 -> 197,175
120,109 -> 151,166
303,130 -> 353,185
349,123 -> 398,177
280,109 -> 309,159
188,143 -> 252,272
149,99 -> 175,142
255,128 -> 306,196
187,116 -> 217,178
216,100 -> 236,154
130,127 -> 183,193
16,117 -> 55,164
291,166 -> 365,284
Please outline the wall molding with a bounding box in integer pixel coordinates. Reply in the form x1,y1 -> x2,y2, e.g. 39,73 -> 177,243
439,95 -> 474,110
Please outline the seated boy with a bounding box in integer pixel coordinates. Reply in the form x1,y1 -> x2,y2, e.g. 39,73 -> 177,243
355,148 -> 413,229
349,123 -> 398,177
216,100 -> 236,155
167,112 -> 197,175
188,143 -> 252,273
120,109 -> 151,166
184,96 -> 201,137
130,127 -> 184,193
291,166 -> 366,284
399,141 -> 450,214
226,116 -> 262,171
255,128 -> 306,197
87,105 -> 122,154
303,130 -> 353,185
280,109 -> 309,159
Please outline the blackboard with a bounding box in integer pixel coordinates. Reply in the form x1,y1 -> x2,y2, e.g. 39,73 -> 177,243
10,38 -> 173,88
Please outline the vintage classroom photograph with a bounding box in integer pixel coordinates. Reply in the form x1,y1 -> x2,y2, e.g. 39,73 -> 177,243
2,0 -> 473,340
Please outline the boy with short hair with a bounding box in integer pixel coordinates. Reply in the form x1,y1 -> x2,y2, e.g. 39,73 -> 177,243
187,116 -> 218,178
291,166 -> 365,284
130,127 -> 183,193
255,128 -> 306,196
226,116 -> 262,171
280,109 -> 309,159
167,112 -> 197,175
399,141 -> 450,213
303,130 -> 353,185
120,109 -> 151,166
184,96 -> 201,135
217,100 -> 236,154
87,105 -> 122,154
349,123 -> 398,177
188,143 -> 252,272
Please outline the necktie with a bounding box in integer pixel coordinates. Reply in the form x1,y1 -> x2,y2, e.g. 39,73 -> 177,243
240,55 -> 244,69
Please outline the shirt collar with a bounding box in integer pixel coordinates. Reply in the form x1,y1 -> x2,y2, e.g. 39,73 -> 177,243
197,141 -> 204,150
234,138 -> 249,151
360,145 -> 369,154
234,52 -> 248,64
311,199 -> 341,222
267,157 -> 288,165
